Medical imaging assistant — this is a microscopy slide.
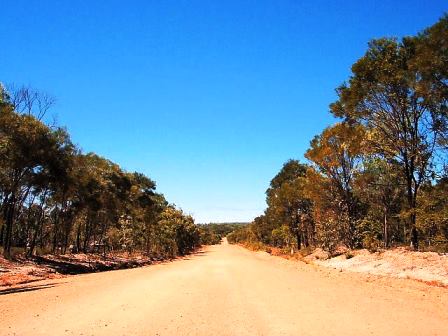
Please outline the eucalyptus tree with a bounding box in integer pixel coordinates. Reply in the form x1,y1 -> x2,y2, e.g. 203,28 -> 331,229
155,206 -> 200,258
305,123 -> 366,248
5,84 -> 55,121
0,99 -> 74,257
330,17 -> 448,248
416,177 -> 448,249
354,158 -> 406,248
264,160 -> 314,249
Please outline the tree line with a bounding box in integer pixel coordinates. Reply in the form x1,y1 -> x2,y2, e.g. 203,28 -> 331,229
199,222 -> 248,245
229,15 -> 448,253
0,85 -> 203,259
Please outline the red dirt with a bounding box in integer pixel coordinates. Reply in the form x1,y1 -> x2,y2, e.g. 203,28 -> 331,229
0,252 -> 154,287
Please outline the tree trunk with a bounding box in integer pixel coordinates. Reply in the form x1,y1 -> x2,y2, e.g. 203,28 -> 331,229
408,193 -> 419,250
383,206 -> 389,248
295,230 -> 301,250
411,215 -> 419,250
3,195 -> 16,259
404,166 -> 419,250
76,225 -> 82,253
303,231 -> 309,248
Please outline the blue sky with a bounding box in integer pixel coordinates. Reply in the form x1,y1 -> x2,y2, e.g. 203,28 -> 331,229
1,1 -> 446,223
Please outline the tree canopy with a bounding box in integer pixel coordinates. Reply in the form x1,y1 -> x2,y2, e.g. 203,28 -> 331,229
0,86 -> 202,259
231,15 -> 448,253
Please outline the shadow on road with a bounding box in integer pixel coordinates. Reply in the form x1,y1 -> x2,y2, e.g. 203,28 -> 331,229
33,256 -> 96,275
0,283 -> 59,296
157,249 -> 212,263
176,249 -> 212,261
32,256 -> 152,275
192,250 -> 210,256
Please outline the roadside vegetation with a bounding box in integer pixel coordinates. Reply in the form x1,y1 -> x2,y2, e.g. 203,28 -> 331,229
0,85 -> 204,262
199,222 -> 248,245
228,15 -> 448,254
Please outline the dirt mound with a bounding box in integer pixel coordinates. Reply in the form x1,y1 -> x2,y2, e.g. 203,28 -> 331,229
0,256 -> 63,286
0,252 -> 153,287
315,247 -> 448,286
303,248 -> 330,262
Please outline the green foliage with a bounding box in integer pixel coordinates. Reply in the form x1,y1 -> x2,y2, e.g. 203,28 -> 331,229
262,160 -> 314,249
330,18 -> 448,248
416,178 -> 448,251
199,222 -> 247,245
305,123 -> 366,248
227,225 -> 256,244
271,225 -> 294,248
2,15 -> 448,258
229,15 -> 448,253
0,88 -> 202,260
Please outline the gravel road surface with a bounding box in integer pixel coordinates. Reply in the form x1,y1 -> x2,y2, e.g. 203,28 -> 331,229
1,241 -> 447,335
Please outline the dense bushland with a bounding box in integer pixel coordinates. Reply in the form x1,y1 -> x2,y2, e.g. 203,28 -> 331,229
0,86 -> 202,259
228,16 -> 448,253
199,222 -> 248,245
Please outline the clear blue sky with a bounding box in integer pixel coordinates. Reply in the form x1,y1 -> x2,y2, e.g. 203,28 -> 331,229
1,1 -> 446,223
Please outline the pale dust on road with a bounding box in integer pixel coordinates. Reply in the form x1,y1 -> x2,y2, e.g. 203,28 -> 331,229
1,240 -> 447,336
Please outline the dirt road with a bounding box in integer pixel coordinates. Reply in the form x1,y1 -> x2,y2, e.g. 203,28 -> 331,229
1,241 -> 447,336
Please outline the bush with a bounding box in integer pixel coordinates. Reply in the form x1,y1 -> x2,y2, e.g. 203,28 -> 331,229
271,225 -> 294,248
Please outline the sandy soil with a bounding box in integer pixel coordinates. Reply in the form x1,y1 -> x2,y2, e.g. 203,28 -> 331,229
1,241 -> 447,336
0,256 -> 63,286
314,247 -> 448,287
0,253 -> 155,287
